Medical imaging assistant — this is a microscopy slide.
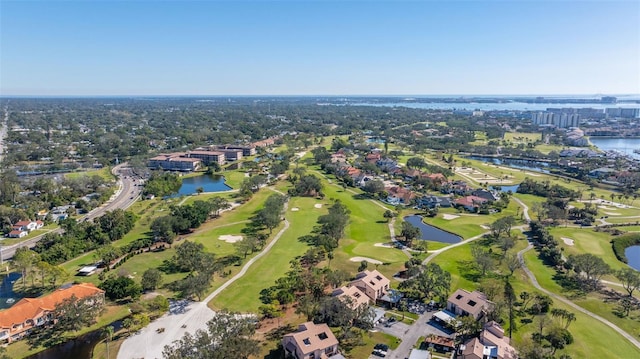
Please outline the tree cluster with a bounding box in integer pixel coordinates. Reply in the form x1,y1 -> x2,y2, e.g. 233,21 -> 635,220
33,210 -> 136,264
143,172 -> 182,197
151,197 -> 230,242
299,200 -> 350,252
162,311 -> 260,359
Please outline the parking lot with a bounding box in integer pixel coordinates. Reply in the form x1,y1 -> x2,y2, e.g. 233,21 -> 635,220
373,307 -> 453,359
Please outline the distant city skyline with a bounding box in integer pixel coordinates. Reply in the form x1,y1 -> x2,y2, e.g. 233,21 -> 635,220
1,1 -> 639,96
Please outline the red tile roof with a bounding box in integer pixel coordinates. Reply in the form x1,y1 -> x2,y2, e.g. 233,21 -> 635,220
0,283 -> 104,329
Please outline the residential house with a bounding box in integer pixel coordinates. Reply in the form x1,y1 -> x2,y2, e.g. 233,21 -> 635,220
34,221 -> 44,230
454,196 -> 488,212
446,289 -> 494,320
332,286 -> 369,308
376,158 -> 398,172
424,335 -> 455,354
426,173 -> 447,185
282,322 -> 341,359
589,167 -> 617,179
8,230 -> 27,238
14,221 -> 36,231
349,270 -> 390,302
457,322 -> 518,359
441,180 -> 471,195
0,283 -> 105,343
365,152 -> 382,163
417,195 -> 453,209
354,174 -> 373,188
471,189 -> 499,202
330,153 -> 347,164
385,186 -> 416,206
403,168 -> 423,180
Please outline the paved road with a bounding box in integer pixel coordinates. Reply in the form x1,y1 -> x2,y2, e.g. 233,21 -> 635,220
117,188 -> 291,359
517,244 -> 640,350
0,163 -> 142,260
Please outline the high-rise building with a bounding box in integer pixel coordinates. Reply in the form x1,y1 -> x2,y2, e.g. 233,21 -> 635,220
606,108 -> 639,118
531,112 -> 580,128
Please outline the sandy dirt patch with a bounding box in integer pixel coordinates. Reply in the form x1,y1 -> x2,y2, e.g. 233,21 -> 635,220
442,214 -> 459,220
561,237 -> 575,246
314,203 -> 323,209
219,235 -> 243,243
524,172 -> 541,177
374,243 -> 394,248
350,256 -> 383,265
291,207 -> 300,211
603,211 -> 620,216
480,225 -> 490,230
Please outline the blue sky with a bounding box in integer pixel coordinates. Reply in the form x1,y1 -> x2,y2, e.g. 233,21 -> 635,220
1,0 -> 639,96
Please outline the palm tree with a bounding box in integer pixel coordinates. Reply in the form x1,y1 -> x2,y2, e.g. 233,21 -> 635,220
103,325 -> 114,359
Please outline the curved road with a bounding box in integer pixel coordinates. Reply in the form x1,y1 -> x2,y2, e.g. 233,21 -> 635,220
1,163 -> 142,260
117,188 -> 291,359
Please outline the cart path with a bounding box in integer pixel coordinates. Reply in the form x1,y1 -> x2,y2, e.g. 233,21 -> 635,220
517,243 -> 640,350
117,188 -> 291,359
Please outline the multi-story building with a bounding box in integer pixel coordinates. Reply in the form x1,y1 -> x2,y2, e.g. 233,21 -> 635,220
148,153 -> 201,171
605,108 -> 640,119
185,150 -> 225,166
282,322 -> 342,359
0,283 -> 104,343
531,112 -> 580,128
216,145 -> 256,156
348,270 -> 390,302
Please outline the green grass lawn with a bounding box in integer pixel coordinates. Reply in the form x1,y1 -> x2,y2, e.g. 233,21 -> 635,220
549,227 -> 630,271
65,167 -> 115,181
504,132 -> 542,143
431,235 -> 640,358
209,196 -> 325,312
613,225 -> 640,232
522,249 -> 640,356
604,217 -> 640,225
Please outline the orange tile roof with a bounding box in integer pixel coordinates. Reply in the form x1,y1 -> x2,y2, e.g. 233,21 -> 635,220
0,283 -> 104,329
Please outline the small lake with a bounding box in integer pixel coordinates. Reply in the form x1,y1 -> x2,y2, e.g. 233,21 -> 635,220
491,184 -> 520,193
176,174 -> 231,196
404,215 -> 462,244
0,272 -> 23,309
625,246 -> 640,271
466,156 -> 552,174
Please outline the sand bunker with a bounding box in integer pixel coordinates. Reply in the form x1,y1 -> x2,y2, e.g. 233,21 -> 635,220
480,225 -> 490,230
350,256 -> 383,265
291,207 -> 300,211
219,235 -> 243,243
314,204 -> 323,209
561,237 -> 575,246
374,243 -> 394,248
603,211 -> 619,216
442,214 -> 459,220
